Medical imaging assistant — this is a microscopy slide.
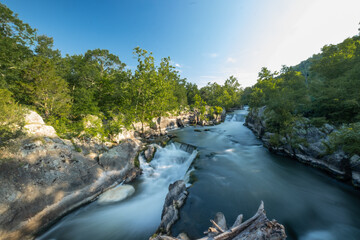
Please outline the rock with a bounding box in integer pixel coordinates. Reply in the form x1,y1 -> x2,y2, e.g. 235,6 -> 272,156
98,184 -> 135,204
25,110 -> 45,125
350,154 -> 360,166
158,180 -> 188,235
323,123 -> 335,134
177,118 -> 185,128
194,129 -> 201,132
352,171 -> 360,187
0,136 -> 142,240
111,128 -> 135,143
144,144 -> 157,162
177,142 -> 197,154
245,106 -> 266,138
99,139 -> 141,171
23,111 -> 57,138
23,124 -> 57,138
245,106 -> 360,187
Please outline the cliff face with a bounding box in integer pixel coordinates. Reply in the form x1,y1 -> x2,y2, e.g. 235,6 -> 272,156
0,111 -> 142,240
245,107 -> 360,188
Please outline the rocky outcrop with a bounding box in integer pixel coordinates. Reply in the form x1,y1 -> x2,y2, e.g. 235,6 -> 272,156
23,111 -> 57,138
151,202 -> 286,240
99,140 -> 140,171
0,111 -> 142,240
111,109 -> 227,142
245,107 -> 360,187
157,180 -> 188,235
144,144 -> 157,162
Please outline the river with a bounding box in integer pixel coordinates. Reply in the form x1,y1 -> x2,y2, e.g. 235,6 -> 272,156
38,109 -> 360,240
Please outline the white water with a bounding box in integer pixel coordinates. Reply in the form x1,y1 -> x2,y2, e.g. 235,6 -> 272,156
38,143 -> 197,240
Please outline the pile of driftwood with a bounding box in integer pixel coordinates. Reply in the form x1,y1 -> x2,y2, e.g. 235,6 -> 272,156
151,201 -> 286,240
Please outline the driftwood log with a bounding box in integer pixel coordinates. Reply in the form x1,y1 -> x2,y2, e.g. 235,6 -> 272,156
150,201 -> 286,240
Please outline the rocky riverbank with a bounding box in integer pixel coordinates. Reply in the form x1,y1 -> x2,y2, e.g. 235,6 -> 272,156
0,108 -> 226,240
245,106 -> 360,188
0,112 -> 142,239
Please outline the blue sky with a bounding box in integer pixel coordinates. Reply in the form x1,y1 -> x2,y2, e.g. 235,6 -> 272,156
3,0 -> 360,87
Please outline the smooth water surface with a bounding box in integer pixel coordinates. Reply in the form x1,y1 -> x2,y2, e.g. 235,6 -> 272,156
39,109 -> 360,240
171,109 -> 360,240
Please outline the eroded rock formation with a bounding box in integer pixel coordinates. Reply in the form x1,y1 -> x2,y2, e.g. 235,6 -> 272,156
245,106 -> 360,187
0,112 -> 142,240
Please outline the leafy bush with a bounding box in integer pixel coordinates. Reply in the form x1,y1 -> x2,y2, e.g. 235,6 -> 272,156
329,122 -> 360,156
82,115 -> 105,138
309,117 -> 328,127
0,89 -> 25,143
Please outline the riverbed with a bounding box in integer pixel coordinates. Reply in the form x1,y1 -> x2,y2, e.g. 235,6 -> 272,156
38,109 -> 360,240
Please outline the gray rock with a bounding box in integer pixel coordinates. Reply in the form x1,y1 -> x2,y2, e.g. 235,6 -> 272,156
158,180 -> 188,234
350,154 -> 360,166
99,139 -> 140,171
0,137 -> 141,240
323,123 -> 335,134
144,144 -> 157,162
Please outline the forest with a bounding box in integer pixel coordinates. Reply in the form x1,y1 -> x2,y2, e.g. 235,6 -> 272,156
1,2 -> 359,157
0,3 -> 242,142
242,31 -> 360,156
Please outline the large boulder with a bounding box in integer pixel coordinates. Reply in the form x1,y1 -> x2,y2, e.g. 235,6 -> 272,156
23,111 -> 57,138
97,184 -> 135,204
99,139 -> 141,171
0,136 -> 141,240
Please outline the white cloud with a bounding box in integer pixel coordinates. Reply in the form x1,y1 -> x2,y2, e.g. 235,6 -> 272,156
175,63 -> 182,68
209,53 -> 218,58
226,57 -> 237,63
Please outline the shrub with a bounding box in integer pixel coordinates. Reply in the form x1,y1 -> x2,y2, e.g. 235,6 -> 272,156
0,89 -> 25,143
329,122 -> 360,156
309,117 -> 328,127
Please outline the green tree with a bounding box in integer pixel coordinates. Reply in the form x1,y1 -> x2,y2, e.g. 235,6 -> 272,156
21,56 -> 72,119
0,3 -> 36,90
0,89 -> 25,142
35,35 -> 61,60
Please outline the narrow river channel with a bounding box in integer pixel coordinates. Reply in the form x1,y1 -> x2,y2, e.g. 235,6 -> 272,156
39,109 -> 360,240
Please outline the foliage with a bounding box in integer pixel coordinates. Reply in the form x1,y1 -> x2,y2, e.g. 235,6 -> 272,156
246,28 -> 360,155
0,89 -> 25,142
20,56 -> 72,119
329,122 -> 360,156
0,3 -> 242,141
199,76 -> 242,110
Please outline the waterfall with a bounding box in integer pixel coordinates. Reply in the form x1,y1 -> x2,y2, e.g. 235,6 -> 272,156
38,143 -> 197,240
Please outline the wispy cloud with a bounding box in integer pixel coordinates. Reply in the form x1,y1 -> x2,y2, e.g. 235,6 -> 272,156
208,53 -> 218,58
175,63 -> 182,68
226,57 -> 237,63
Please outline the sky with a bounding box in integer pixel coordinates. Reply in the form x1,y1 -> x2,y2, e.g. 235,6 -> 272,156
3,0 -> 360,87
